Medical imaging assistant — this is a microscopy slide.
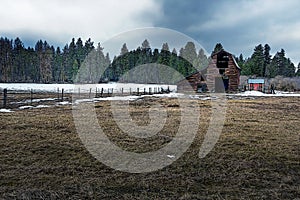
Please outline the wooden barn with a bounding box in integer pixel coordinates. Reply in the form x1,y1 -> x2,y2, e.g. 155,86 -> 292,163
177,49 -> 241,93
206,50 -> 241,92
177,71 -> 206,93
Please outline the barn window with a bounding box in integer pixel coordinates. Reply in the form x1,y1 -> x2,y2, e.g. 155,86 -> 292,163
217,51 -> 229,69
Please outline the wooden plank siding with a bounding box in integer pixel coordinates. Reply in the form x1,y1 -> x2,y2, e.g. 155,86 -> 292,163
177,49 -> 241,93
177,71 -> 205,92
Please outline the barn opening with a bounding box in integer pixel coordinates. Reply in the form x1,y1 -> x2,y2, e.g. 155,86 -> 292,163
217,51 -> 229,91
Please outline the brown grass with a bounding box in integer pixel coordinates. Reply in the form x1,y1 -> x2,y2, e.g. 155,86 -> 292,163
0,97 -> 299,199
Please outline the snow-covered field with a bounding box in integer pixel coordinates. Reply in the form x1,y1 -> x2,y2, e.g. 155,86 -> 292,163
0,83 -> 177,93
0,83 -> 299,113
232,90 -> 300,97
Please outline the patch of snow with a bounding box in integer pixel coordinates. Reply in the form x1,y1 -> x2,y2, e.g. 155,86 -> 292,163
99,96 -> 141,101
200,97 -> 212,101
189,95 -> 211,100
234,90 -> 300,97
30,98 -> 57,103
35,105 -> 51,108
0,109 -> 13,113
19,106 -> 34,110
236,91 -> 267,96
57,101 -> 72,105
167,155 -> 175,158
74,95 -> 142,104
152,92 -> 184,98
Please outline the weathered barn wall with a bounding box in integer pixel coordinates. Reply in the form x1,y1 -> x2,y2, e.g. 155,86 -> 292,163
177,49 -> 241,93
177,71 -> 205,92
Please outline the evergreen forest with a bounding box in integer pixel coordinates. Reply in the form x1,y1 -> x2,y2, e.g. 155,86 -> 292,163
0,37 -> 299,84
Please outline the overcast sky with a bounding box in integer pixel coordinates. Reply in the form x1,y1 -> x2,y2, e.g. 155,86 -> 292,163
1,0 -> 300,64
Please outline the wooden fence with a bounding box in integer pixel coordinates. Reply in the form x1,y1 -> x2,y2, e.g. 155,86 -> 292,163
0,86 -> 171,108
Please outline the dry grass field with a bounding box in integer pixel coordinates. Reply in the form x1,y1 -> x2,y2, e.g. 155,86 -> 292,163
0,96 -> 299,199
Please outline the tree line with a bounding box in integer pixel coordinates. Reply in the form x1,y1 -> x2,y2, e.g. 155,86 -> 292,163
235,44 -> 300,77
100,40 -> 209,84
0,37 -> 209,83
0,37 -> 97,83
0,37 -> 299,84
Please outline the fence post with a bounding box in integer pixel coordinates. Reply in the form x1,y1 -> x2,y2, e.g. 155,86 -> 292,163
57,88 -> 60,100
61,89 -> 64,102
89,88 -> 92,98
130,88 -> 132,95
95,88 -> 98,98
101,88 -> 103,97
3,88 -> 7,108
30,89 -> 33,105
137,88 -> 139,95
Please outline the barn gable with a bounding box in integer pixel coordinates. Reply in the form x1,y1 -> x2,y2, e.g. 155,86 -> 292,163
177,49 -> 241,93
205,49 -> 241,92
177,71 -> 206,92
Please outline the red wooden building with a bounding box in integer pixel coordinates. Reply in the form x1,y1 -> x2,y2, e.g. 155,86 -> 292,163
248,79 -> 265,92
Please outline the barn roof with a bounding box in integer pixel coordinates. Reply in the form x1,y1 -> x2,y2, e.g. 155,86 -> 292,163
248,79 -> 265,84
211,49 -> 241,70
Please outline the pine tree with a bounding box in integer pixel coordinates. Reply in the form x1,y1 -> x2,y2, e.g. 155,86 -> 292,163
198,48 -> 209,69
75,38 -> 85,67
12,37 -> 25,82
212,43 -> 224,55
53,47 -> 63,82
296,63 -> 300,76
241,57 -> 251,76
37,41 -> 53,83
141,39 -> 150,49
120,43 -> 129,56
263,44 -> 271,77
236,53 -> 244,69
0,37 -> 13,82
182,42 -> 198,72
248,44 -> 264,77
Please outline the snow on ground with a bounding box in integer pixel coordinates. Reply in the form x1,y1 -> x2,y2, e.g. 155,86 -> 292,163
0,83 -> 75,93
35,105 -> 51,108
1,83 -> 300,112
0,108 -> 13,113
18,105 -> 52,110
73,92 -> 183,104
57,101 -> 72,105
19,106 -> 34,110
233,90 -> 300,97
0,83 -> 177,93
11,98 -> 57,105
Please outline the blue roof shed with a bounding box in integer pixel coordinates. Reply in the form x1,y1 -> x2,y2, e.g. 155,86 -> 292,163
248,79 -> 265,84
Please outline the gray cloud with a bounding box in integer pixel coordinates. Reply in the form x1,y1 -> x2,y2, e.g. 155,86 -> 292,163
156,0 -> 300,64
0,0 -> 162,47
1,0 -> 299,64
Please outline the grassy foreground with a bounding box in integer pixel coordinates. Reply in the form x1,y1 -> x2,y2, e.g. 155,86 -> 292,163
0,97 -> 299,199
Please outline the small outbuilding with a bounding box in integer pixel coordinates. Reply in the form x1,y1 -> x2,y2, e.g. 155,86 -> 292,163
248,79 -> 265,92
